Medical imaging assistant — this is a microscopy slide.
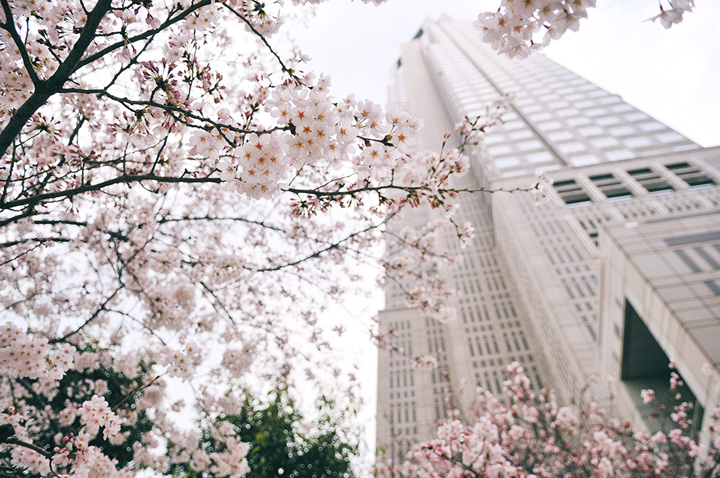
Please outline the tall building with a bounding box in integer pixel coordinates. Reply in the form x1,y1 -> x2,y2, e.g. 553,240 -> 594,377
377,16 -> 720,460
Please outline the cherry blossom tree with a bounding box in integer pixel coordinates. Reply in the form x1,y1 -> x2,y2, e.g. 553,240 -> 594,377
0,0 -> 532,474
375,363 -> 720,478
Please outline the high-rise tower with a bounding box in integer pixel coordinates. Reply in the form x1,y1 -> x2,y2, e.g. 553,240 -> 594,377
377,16 -> 720,460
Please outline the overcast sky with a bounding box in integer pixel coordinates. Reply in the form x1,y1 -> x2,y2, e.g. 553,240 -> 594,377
288,0 -> 720,463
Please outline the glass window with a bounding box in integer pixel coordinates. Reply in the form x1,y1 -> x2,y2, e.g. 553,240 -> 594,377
638,122 -> 665,132
518,140 -> 543,151
521,104 -> 543,114
487,145 -> 512,155
596,116 -> 620,126
511,130 -> 533,140
557,108 -> 579,118
599,96 -> 621,105
571,155 -> 600,166
548,100 -> 570,109
558,142 -> 586,154
584,108 -> 608,117
526,151 -> 554,163
626,167 -> 674,193
589,90 -> 608,98
566,117 -> 591,126
530,112 -> 552,122
623,137 -> 652,148
665,162 -> 717,188
495,158 -> 520,168
578,126 -> 603,137
610,103 -> 633,112
537,120 -> 562,131
484,134 -> 506,145
608,125 -> 634,136
548,130 -> 574,142
624,111 -> 649,122
655,132 -> 685,143
588,173 -> 634,199
553,178 -> 592,205
605,149 -> 634,161
590,137 -> 620,149
502,120 -> 524,131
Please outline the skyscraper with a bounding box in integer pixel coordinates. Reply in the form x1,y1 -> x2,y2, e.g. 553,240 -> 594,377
377,16 -> 720,460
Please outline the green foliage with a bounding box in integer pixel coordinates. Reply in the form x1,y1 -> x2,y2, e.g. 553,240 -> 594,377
170,386 -> 360,478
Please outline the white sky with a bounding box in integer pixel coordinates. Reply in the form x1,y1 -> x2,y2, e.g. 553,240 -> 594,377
287,0 -> 720,465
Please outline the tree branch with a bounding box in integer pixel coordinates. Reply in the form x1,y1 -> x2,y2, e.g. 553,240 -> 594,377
0,0 -> 40,85
58,87 -> 286,136
0,0 -> 112,159
158,215 -> 286,233
53,287 -> 122,343
0,173 -> 221,214
223,4 -> 299,81
76,0 -> 212,68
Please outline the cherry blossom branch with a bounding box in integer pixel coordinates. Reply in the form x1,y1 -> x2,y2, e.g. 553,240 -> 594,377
1,438 -> 50,459
0,437 -> 61,478
0,236 -> 71,247
111,373 -> 166,413
0,0 -> 112,159
157,215 -> 286,233
1,142 -> 18,205
223,3 -> 299,80
76,0 -> 212,69
53,287 -> 122,343
58,87 -> 287,137
0,240 -> 45,266
0,173 -> 538,228
14,378 -> 62,437
0,173 -> 221,213
105,308 -> 169,346
285,183 -> 538,198
253,217 -> 387,273
0,0 -> 40,86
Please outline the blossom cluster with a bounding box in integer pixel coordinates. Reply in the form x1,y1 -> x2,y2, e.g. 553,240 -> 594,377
411,354 -> 438,369
377,362 -> 720,478
80,395 -> 122,440
474,0 -> 696,58
531,170 -> 554,205
214,77 -> 425,199
161,342 -> 202,380
454,99 -> 509,155
384,220 -> 459,322
0,322 -> 75,382
474,0 -> 597,58
207,422 -> 251,478
651,0 -> 695,28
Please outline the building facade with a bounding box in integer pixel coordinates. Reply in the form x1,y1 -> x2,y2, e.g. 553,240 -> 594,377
377,16 -> 720,459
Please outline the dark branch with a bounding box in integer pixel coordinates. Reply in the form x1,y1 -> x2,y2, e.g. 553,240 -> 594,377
1,173 -> 221,212
76,0 -> 212,68
0,0 -> 40,85
0,0 -> 112,159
